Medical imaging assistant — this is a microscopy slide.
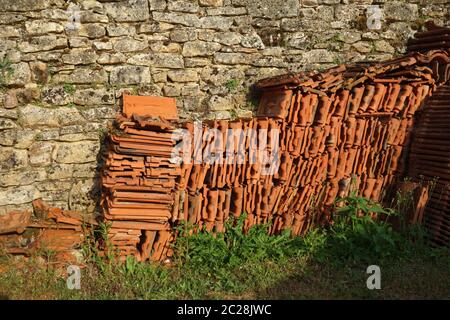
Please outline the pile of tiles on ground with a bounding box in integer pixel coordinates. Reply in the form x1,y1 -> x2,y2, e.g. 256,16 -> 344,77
100,114 -> 180,261
0,199 -> 89,264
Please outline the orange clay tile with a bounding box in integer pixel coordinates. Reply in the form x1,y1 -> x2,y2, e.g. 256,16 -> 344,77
257,89 -> 293,119
0,210 -> 32,235
123,94 -> 178,119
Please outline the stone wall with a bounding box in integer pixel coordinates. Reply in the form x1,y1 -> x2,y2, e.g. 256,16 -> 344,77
0,0 -> 449,214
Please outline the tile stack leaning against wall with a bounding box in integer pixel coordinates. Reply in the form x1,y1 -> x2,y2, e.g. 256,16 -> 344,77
406,22 -> 450,246
101,95 -> 181,261
248,49 -> 446,234
101,44 -> 450,262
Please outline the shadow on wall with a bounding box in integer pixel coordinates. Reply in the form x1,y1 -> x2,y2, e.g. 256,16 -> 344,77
90,130 -> 110,218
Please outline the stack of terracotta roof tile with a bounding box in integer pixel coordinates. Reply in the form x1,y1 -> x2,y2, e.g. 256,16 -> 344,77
408,85 -> 450,246
407,21 -> 450,53
100,95 -> 180,261
178,118 -> 283,234
252,49 -> 450,236
406,22 -> 450,85
406,22 -> 450,245
0,199 -> 89,264
174,48 -> 450,238
99,23 -> 450,259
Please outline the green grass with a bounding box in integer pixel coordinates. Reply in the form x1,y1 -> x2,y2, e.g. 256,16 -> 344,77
0,196 -> 449,300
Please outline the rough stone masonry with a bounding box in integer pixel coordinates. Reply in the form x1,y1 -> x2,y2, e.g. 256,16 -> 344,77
0,0 -> 449,215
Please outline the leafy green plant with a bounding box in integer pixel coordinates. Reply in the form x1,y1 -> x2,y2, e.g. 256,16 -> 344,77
174,214 -> 298,270
297,227 -> 328,262
247,99 -> 259,111
81,221 -> 118,275
63,83 -> 76,94
34,132 -> 44,141
97,127 -> 109,140
225,79 -> 239,92
229,109 -> 238,120
170,215 -> 308,294
36,248 -> 57,265
0,57 -> 13,86
326,194 -> 401,264
120,256 -> 139,276
333,56 -> 345,65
